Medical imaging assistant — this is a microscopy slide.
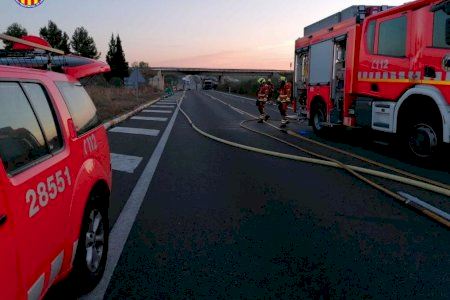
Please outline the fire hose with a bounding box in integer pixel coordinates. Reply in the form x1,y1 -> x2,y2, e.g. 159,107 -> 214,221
175,92 -> 450,228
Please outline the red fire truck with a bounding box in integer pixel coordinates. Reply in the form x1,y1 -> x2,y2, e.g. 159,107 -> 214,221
294,0 -> 450,160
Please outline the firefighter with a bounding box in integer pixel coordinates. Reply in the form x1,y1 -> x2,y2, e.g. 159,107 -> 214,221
267,78 -> 275,105
277,76 -> 293,128
256,77 -> 270,123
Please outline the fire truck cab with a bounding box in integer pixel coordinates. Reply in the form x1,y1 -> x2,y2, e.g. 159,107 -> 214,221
0,36 -> 112,299
294,0 -> 450,160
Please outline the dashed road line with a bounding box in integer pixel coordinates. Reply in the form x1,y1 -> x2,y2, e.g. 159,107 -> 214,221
142,110 -> 173,114
131,116 -> 168,122
110,153 -> 143,174
109,127 -> 160,136
152,105 -> 175,108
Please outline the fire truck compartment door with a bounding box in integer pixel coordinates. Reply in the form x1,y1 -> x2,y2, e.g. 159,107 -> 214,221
372,101 -> 396,132
309,39 -> 334,85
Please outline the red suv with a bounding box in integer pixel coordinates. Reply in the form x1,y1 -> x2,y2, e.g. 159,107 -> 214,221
0,36 -> 112,299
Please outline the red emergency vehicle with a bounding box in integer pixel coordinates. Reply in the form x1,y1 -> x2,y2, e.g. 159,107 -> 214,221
294,0 -> 450,160
0,35 -> 112,299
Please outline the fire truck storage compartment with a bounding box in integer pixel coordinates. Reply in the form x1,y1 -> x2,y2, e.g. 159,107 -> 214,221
309,39 -> 334,86
294,47 -> 309,104
331,35 -> 347,123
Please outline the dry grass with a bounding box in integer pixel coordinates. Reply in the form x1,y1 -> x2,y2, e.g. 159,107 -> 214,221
85,86 -> 162,122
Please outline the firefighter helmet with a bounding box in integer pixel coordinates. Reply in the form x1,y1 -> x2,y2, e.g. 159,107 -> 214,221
280,76 -> 287,82
257,78 -> 266,84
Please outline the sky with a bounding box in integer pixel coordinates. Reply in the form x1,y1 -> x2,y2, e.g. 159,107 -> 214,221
1,0 -> 407,69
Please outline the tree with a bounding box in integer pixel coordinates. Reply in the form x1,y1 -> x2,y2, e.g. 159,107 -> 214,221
39,20 -> 70,52
70,27 -> 100,59
59,32 -> 71,53
108,35 -> 129,81
132,61 -> 149,68
106,34 -> 116,66
3,23 -> 28,50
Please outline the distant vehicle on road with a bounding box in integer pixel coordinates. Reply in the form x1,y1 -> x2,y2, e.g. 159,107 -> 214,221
203,79 -> 213,90
294,0 -> 450,161
0,35 -> 112,299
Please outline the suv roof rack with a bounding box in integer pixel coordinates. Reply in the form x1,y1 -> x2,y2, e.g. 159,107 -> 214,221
0,34 -> 110,79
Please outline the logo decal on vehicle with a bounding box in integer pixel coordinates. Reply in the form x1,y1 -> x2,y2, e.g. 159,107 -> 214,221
15,0 -> 45,8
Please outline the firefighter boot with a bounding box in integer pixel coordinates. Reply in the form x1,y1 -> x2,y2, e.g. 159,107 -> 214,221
258,114 -> 266,123
280,118 -> 288,128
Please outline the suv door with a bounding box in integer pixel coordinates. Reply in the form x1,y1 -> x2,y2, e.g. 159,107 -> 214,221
0,81 -> 71,299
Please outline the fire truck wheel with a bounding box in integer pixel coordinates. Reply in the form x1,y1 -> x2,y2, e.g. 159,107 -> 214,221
72,194 -> 109,295
312,103 -> 327,135
405,117 -> 441,161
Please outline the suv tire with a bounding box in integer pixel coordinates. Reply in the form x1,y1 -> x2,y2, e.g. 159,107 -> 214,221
71,194 -> 109,295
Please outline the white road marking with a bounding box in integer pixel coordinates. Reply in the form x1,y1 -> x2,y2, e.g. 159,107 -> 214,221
152,105 -> 175,108
131,116 -> 168,122
398,191 -> 450,222
110,153 -> 143,174
109,127 -> 160,136
142,109 -> 173,114
83,93 -> 184,300
214,90 -> 294,111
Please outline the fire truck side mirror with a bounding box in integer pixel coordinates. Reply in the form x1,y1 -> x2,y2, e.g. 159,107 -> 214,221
446,19 -> 450,45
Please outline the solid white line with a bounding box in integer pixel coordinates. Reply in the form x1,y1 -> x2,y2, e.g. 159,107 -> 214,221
214,90 -> 294,111
83,92 -> 185,300
131,116 -> 168,122
142,110 -> 173,114
109,127 -> 160,136
110,153 -> 143,174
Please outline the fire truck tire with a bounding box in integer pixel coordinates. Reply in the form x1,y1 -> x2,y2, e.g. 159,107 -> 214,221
71,193 -> 109,295
311,103 -> 327,135
403,116 -> 442,162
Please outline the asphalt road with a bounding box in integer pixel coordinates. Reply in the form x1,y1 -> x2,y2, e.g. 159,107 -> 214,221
48,91 -> 450,299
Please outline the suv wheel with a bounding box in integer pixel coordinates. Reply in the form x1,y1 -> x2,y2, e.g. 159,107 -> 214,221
72,195 -> 109,295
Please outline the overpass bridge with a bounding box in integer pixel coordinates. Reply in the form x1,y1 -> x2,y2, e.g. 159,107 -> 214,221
149,67 -> 293,77
146,67 -> 293,90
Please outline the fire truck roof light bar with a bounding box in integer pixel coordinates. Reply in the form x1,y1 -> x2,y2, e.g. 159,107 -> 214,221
0,34 -> 64,55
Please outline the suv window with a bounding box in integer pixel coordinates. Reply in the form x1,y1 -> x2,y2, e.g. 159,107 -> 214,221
0,82 -> 48,173
22,83 -> 63,153
378,16 -> 407,57
57,82 -> 101,136
366,21 -> 376,54
433,10 -> 450,48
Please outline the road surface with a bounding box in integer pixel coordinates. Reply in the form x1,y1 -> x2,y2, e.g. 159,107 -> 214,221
48,91 -> 450,299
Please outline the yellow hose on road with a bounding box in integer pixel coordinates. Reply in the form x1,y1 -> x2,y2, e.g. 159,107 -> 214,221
175,93 -> 450,228
209,92 -> 450,191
